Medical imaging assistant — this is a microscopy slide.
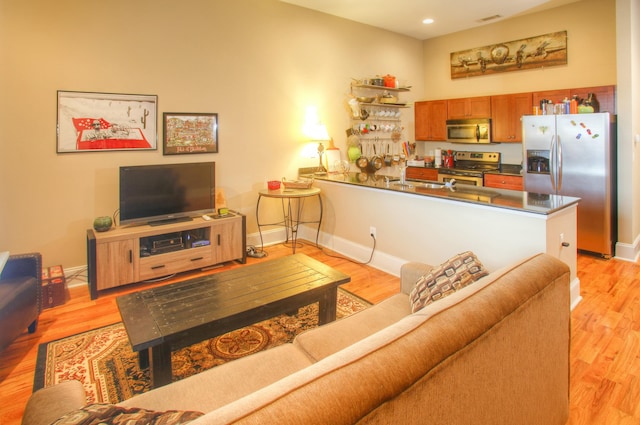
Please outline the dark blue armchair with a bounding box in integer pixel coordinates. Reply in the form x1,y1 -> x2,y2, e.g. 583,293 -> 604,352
0,252 -> 42,352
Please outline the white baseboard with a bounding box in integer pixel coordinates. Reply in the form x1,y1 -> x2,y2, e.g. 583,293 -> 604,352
63,265 -> 89,288
297,226 -> 405,276
570,277 -> 582,310
245,226 -> 406,276
615,238 -> 640,262
246,228 -> 287,250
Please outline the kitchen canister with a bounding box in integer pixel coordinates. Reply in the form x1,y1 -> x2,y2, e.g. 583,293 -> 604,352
434,148 -> 442,168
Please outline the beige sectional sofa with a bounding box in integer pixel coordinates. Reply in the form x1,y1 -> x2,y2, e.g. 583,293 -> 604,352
23,253 -> 571,425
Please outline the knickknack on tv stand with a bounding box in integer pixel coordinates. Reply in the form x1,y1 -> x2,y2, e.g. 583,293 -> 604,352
86,213 -> 246,300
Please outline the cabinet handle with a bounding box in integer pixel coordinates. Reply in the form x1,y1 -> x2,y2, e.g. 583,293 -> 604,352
190,257 -> 204,262
561,242 -> 570,247
217,234 -> 221,245
151,265 -> 166,270
129,250 -> 132,263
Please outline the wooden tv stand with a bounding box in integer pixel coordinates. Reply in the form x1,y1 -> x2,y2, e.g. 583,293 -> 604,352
86,213 -> 246,299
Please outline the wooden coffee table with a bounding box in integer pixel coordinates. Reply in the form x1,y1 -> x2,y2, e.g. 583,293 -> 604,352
116,253 -> 350,388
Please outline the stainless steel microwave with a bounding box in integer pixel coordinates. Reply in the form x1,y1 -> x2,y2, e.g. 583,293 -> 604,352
446,118 -> 491,144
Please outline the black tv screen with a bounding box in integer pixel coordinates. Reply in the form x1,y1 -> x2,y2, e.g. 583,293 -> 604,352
119,162 -> 215,226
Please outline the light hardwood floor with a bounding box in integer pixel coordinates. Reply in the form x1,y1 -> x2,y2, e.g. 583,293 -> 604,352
0,243 -> 637,424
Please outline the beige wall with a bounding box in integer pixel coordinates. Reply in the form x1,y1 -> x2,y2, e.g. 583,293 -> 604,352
421,0 -> 617,98
0,0 -> 423,268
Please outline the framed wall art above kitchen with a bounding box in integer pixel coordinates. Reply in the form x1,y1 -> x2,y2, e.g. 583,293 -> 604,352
163,112 -> 218,155
450,31 -> 568,79
56,90 -> 158,153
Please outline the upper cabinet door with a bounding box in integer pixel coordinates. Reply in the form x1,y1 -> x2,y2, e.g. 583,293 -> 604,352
491,92 -> 532,143
447,96 -> 491,119
415,100 -> 447,141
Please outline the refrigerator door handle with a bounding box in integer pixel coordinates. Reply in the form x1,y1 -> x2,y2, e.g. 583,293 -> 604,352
549,135 -> 557,191
557,135 -> 563,191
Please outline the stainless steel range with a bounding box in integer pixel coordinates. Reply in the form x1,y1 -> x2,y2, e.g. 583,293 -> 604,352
437,151 -> 501,186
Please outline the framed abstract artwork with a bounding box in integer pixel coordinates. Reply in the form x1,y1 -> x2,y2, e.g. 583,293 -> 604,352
56,91 -> 158,153
163,112 -> 218,155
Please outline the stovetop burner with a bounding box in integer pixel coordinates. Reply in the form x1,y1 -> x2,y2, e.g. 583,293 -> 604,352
440,151 -> 501,176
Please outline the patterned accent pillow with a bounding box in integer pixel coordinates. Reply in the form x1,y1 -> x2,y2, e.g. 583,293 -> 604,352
51,403 -> 203,425
409,251 -> 488,313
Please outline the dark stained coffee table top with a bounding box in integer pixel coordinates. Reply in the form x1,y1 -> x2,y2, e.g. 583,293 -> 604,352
116,253 -> 351,353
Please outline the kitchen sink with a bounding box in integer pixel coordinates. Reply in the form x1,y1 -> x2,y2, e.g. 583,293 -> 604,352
388,179 -> 446,189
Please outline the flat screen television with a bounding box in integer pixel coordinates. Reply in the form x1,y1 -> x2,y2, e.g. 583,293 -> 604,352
119,162 -> 215,227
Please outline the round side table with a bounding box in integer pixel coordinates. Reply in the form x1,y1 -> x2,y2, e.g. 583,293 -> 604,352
256,187 -> 322,253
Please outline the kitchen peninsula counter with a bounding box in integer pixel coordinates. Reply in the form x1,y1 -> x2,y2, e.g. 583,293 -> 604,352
299,171 -> 580,308
309,172 -> 578,215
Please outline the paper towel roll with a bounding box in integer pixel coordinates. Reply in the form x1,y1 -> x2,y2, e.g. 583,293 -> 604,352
325,149 -> 341,172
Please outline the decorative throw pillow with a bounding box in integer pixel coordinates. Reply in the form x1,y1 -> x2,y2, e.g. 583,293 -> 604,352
50,403 -> 203,425
409,251 -> 488,313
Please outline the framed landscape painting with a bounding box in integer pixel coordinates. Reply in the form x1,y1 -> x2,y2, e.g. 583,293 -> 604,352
57,91 -> 158,153
163,112 -> 219,155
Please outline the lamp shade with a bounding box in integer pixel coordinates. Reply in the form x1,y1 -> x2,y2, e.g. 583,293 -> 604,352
304,123 -> 330,141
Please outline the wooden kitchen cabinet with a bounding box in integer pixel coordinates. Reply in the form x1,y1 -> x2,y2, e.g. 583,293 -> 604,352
570,85 -> 616,113
87,214 -> 246,299
531,89 -> 570,109
406,166 -> 438,181
532,85 -> 616,113
491,92 -> 532,143
447,96 -> 491,119
415,100 -> 447,141
484,173 -> 523,190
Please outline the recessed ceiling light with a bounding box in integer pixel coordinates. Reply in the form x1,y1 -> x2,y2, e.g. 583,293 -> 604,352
422,18 -> 434,25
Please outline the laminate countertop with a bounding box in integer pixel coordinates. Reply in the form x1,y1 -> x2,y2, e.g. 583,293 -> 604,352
307,172 -> 578,215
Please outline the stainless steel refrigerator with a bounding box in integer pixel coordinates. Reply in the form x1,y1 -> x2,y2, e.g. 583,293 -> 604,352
522,113 -> 616,257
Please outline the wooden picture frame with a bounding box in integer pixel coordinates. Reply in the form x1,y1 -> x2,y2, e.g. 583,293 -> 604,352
163,112 -> 218,155
57,91 -> 157,153
450,31 -> 568,79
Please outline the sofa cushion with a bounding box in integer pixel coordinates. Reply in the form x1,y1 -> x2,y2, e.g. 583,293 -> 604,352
117,343 -> 313,413
294,293 -> 411,362
50,403 -> 202,425
409,251 -> 488,313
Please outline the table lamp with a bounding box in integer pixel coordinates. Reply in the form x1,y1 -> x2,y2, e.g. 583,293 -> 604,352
304,122 -> 330,174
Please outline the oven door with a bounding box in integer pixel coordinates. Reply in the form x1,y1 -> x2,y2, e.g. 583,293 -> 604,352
438,173 -> 483,186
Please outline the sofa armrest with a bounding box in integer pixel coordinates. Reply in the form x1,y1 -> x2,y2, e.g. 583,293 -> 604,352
1,253 -> 43,314
21,380 -> 86,425
400,262 -> 432,294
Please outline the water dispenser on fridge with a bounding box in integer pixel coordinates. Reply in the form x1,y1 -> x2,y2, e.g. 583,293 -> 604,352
526,150 -> 550,174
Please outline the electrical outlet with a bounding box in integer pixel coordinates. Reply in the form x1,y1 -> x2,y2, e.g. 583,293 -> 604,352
370,226 -> 376,238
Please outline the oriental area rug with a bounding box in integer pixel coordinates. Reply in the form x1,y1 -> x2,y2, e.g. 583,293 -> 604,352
34,289 -> 370,404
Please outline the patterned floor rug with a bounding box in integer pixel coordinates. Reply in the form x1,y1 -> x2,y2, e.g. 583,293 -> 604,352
34,289 -> 370,404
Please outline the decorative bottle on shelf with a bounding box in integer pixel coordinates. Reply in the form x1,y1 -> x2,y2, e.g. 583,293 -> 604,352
578,95 -> 594,114
570,96 -> 579,114
586,92 -> 599,113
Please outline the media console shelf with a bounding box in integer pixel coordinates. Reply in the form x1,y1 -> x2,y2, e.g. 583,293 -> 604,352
87,213 -> 246,299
